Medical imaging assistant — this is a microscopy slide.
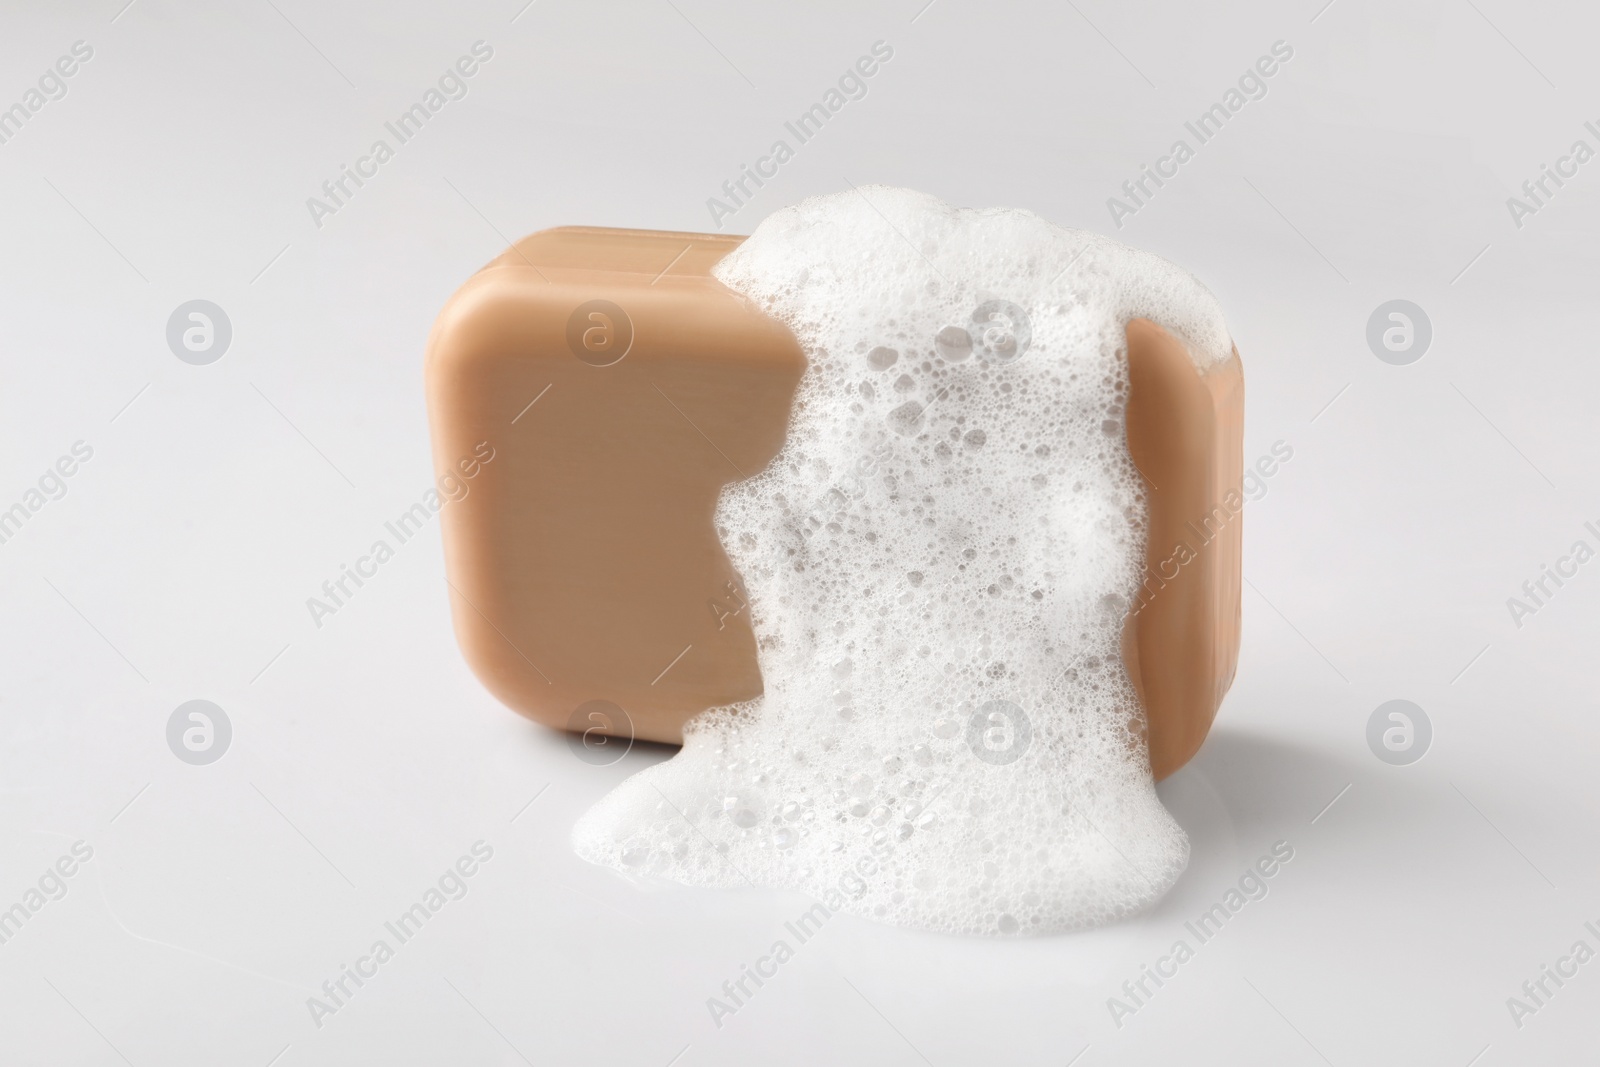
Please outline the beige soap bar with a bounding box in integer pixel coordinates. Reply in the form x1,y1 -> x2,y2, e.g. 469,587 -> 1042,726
425,227 -> 1242,780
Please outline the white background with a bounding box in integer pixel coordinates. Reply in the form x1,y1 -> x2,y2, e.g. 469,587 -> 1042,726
1,0 -> 1597,1064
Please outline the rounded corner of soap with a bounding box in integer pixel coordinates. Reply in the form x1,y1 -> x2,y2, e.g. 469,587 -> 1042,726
425,271 -> 563,380
450,625 -> 565,731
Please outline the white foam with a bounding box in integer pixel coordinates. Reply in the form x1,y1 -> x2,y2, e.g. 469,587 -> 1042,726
573,187 -> 1233,935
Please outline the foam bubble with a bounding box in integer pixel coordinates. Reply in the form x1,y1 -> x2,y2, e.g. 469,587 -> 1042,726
573,187 -> 1232,935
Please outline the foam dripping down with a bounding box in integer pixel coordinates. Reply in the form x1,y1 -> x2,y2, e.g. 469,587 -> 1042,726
573,187 -> 1234,935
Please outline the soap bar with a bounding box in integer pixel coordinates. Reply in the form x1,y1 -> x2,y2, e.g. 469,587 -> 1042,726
425,227 -> 1241,779
1123,319 -> 1243,779
425,228 -> 803,744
